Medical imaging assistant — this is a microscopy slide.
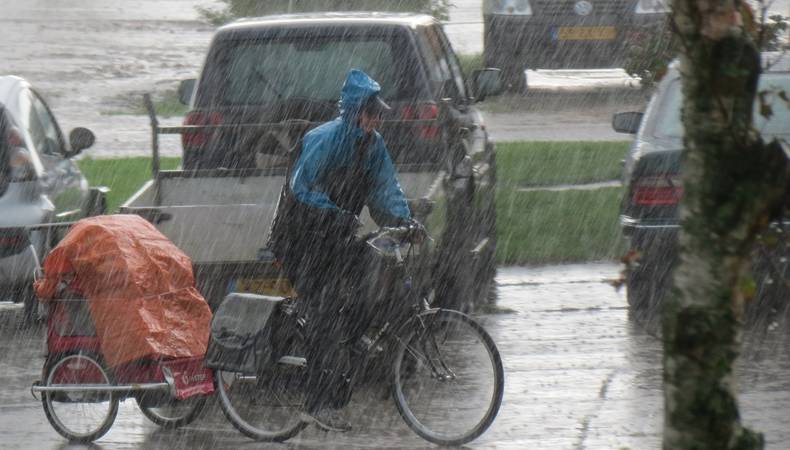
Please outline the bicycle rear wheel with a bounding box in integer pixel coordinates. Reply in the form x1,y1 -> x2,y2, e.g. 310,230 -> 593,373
137,395 -> 207,429
392,309 -> 504,446
215,368 -> 306,442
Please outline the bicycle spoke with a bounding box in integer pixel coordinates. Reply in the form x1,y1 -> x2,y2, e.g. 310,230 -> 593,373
424,325 -> 457,380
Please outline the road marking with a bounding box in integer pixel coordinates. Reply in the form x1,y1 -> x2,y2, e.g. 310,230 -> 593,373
517,180 -> 621,193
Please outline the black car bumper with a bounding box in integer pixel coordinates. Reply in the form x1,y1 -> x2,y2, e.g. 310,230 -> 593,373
620,215 -> 679,267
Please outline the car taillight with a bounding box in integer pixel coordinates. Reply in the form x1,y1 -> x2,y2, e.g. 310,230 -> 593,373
632,175 -> 683,206
182,111 -> 223,148
401,103 -> 440,140
0,231 -> 28,258
0,234 -> 24,248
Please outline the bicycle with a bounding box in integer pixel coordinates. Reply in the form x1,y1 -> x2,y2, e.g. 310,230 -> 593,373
207,224 -> 505,446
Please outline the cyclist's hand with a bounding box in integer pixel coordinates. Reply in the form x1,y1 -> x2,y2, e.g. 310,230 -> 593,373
406,219 -> 428,244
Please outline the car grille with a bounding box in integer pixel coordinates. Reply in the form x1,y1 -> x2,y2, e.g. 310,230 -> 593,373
534,0 -> 629,17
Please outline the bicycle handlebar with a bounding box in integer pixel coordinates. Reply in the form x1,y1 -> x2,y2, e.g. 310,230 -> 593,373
365,221 -> 431,249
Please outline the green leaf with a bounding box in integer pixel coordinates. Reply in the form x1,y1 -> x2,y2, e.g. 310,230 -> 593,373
739,276 -> 757,302
759,91 -> 774,119
760,103 -> 773,119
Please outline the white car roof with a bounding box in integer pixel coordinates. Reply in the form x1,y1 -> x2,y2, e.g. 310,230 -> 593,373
0,76 -> 29,117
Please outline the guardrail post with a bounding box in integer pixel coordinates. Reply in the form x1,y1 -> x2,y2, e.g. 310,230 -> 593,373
143,94 -> 162,206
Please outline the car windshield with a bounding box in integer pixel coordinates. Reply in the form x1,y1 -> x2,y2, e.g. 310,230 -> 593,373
212,30 -> 420,106
653,73 -> 790,138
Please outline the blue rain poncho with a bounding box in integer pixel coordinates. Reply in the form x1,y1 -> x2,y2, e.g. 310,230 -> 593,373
289,69 -> 411,225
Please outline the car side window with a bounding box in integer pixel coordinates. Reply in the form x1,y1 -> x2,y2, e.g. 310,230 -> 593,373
28,92 -> 65,156
434,27 -> 468,101
417,26 -> 461,100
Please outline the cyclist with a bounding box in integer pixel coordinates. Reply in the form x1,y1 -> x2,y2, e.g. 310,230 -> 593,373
268,69 -> 417,432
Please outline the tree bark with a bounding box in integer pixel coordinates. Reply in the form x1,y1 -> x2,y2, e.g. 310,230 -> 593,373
663,1 -> 788,449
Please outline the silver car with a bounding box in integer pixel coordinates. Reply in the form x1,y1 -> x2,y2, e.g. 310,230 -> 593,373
612,53 -> 790,318
0,75 -> 105,321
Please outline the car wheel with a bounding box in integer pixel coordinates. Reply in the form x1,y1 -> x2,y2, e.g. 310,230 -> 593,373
626,261 -> 672,322
472,150 -> 498,308
17,285 -> 40,326
748,244 -> 790,324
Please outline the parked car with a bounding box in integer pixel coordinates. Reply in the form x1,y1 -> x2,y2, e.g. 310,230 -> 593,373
483,0 -> 669,90
0,76 -> 106,321
124,13 -> 503,311
612,53 -> 790,316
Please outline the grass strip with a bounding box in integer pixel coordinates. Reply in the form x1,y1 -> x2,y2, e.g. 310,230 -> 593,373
495,141 -> 628,264
76,140 -> 629,265
497,187 -> 626,265
77,157 -> 181,213
496,141 -> 628,187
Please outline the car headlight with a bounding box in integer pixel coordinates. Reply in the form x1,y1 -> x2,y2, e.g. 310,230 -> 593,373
635,0 -> 670,14
486,0 -> 533,16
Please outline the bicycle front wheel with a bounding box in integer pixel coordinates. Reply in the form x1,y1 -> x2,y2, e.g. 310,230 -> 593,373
392,309 -> 504,446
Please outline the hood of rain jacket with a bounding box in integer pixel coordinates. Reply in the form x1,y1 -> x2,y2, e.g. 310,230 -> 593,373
288,69 -> 410,224
339,68 -> 382,118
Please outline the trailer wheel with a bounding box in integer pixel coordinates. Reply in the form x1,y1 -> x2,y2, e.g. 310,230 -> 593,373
41,352 -> 118,443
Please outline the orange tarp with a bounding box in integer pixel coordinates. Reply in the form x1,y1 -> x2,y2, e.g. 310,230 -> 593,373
34,215 -> 212,367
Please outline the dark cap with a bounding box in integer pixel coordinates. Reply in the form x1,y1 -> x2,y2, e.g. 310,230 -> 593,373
360,94 -> 391,115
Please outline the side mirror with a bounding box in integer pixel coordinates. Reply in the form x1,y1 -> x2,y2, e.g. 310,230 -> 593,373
67,127 -> 95,157
612,112 -> 644,134
178,79 -> 197,106
470,68 -> 504,102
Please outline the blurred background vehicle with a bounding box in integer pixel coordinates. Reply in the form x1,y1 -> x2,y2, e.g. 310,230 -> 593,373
482,0 -> 669,91
612,53 -> 790,319
0,75 -> 106,322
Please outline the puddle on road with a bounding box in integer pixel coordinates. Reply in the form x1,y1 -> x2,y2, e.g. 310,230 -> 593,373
497,262 -> 622,287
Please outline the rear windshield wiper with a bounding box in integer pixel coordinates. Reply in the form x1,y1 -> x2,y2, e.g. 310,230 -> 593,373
252,67 -> 285,102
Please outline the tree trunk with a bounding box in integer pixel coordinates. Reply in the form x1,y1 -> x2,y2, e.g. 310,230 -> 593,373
663,1 -> 788,449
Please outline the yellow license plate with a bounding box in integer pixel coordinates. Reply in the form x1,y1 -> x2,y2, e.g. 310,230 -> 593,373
557,26 -> 616,41
234,277 -> 297,297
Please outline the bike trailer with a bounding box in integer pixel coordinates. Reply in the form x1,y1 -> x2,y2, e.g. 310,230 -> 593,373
34,214 -> 213,368
205,292 -> 285,373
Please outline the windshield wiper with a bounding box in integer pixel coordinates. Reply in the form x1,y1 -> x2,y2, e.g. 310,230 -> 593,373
252,67 -> 285,102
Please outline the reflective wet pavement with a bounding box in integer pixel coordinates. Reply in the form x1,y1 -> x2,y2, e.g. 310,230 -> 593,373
3,264 -> 790,449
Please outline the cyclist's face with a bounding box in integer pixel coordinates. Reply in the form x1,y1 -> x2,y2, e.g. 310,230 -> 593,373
358,110 -> 381,134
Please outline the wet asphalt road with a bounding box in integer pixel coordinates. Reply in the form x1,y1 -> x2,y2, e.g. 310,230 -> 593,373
3,264 -> 790,449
